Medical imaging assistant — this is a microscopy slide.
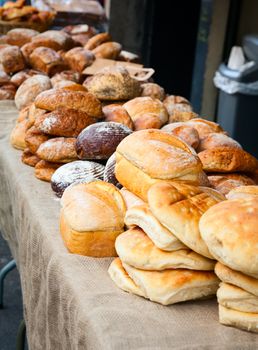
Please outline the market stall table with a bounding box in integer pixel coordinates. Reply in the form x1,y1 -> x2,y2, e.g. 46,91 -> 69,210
0,102 -> 257,349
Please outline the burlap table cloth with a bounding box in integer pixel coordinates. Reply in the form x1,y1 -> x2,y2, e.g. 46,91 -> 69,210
0,102 -> 257,349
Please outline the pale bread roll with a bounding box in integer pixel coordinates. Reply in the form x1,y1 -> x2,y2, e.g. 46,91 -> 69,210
227,185 -> 258,200
124,204 -> 185,251
148,182 -> 223,258
218,304 -> 258,333
123,262 -> 219,305
199,197 -> 258,278
119,188 -> 145,210
116,228 -> 215,271
217,282 -> 258,313
215,262 -> 258,297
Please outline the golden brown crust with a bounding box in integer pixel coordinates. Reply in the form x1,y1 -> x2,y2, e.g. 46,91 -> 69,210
199,147 -> 258,173
17,104 -> 30,123
29,47 -> 67,76
21,148 -> 40,167
36,137 -> 78,163
6,28 -> 39,47
140,83 -> 165,101
84,32 -> 112,50
0,83 -> 16,99
168,110 -> 198,123
34,160 -> 61,182
34,89 -> 102,118
27,103 -> 47,127
186,118 -> 225,140
31,30 -> 74,51
208,174 -> 255,196
103,104 -> 134,129
92,42 -> 122,59
197,133 -> 242,152
64,47 -> 95,72
25,125 -> 50,154
10,69 -> 41,87
162,123 -> 200,150
0,46 -> 25,74
133,113 -> 163,130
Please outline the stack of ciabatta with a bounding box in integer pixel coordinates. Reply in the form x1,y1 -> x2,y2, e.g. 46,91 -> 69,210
199,191 -> 258,333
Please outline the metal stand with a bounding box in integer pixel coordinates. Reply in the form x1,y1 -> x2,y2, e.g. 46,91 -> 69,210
0,259 -> 16,308
16,319 -> 26,350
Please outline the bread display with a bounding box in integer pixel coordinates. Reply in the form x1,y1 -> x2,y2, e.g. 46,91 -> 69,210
6,28 -> 39,47
65,47 -> 95,73
115,129 -> 203,200
25,125 -> 50,154
15,75 -> 51,110
140,83 -> 165,101
76,122 -> 132,160
227,185 -> 258,199
29,47 -> 67,76
51,160 -> 105,197
199,196 -> 258,278
35,160 -> 61,182
162,122 -> 200,150
102,104 -> 133,129
35,107 -> 97,137
36,137 -> 78,163
0,46 -> 25,73
92,42 -> 122,59
84,66 -> 141,101
60,181 -> 126,257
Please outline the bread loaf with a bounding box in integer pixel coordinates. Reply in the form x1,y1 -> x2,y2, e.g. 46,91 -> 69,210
31,30 -> 74,51
27,103 -> 47,127
162,122 -> 200,150
7,28 -> 39,47
35,160 -> 61,182
84,32 -> 111,50
140,83 -> 165,101
34,89 -> 102,118
10,69 -> 41,87
51,160 -> 105,197
60,181 -> 126,257
10,119 -> 30,150
51,70 -> 82,86
208,174 -> 255,195
92,42 -> 122,59
197,133 -> 242,152
21,148 -> 40,167
29,47 -> 67,76
37,137 -> 78,163
0,70 -> 10,84
76,122 -> 132,160
65,47 -> 95,72
15,75 -> 51,110
103,104 -> 133,129
0,83 -> 16,99
163,95 -> 192,122
186,118 -> 225,140
118,50 -> 140,63
0,46 -> 25,73
25,125 -> 50,154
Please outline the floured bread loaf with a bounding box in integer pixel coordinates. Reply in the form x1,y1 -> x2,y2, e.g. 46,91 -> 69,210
116,228 -> 215,270
217,282 -> 258,313
65,47 -> 95,72
25,125 -> 50,154
125,204 -> 185,251
200,197 -> 258,277
60,181 -> 126,257
148,182 -> 223,258
29,47 -> 67,76
120,188 -> 145,210
163,95 -> 192,123
51,160 -> 105,197
215,263 -> 258,297
22,149 -> 40,167
31,30 -> 74,51
37,137 -> 78,163
197,133 -> 242,152
109,259 -> 219,305
115,129 -> 203,201
227,185 -> 258,200
218,304 -> 258,333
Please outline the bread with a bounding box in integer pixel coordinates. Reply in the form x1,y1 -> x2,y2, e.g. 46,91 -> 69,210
25,126 -> 50,154
51,160 -> 105,197
114,260 -> 219,305
60,181 -> 126,257
0,70 -> 10,84
163,95 -> 192,122
148,181 -> 223,258
162,123 -> 200,150
199,197 -> 258,277
21,41 -> 42,62
84,66 -> 141,101
197,133 -> 242,152
29,47 -> 67,76
208,174 -> 255,195
35,160 -> 61,182
140,83 -> 165,101
120,188 -> 145,210
0,83 -> 16,99
34,89 -> 102,118
31,30 -> 74,51
218,304 -> 258,333
0,46 -> 25,73
17,105 -> 30,123
115,129 -> 203,200
65,47 -> 95,72
103,153 -> 121,187
102,104 -> 133,129
36,137 -> 78,163
198,147 -> 258,173
215,262 -> 258,297
10,69 -> 41,87
92,42 -> 122,59
7,28 -> 39,47
168,110 -> 198,123
10,119 -> 30,150
27,103 -> 47,127
84,32 -> 112,50
15,75 -> 51,111
123,97 -> 168,129
21,148 -> 40,167
227,185 -> 258,200
124,204 -> 185,251
51,70 -> 82,86
76,122 -> 132,160
35,107 -> 97,137
186,118 -> 225,140
116,228 -> 215,271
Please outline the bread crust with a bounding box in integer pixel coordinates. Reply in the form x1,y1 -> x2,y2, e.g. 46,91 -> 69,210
36,137 -> 78,163
65,47 -> 95,72
103,104 -> 133,129
92,42 -> 122,59
29,47 -> 67,76
0,45 -> 25,73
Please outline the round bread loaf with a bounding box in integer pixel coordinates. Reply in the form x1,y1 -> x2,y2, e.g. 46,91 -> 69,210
76,122 -> 132,160
51,160 -> 105,197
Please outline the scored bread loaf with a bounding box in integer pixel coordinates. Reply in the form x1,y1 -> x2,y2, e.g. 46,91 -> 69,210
36,137 -> 78,163
60,181 -> 126,257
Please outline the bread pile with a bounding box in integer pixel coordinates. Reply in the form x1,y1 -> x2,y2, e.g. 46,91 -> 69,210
199,189 -> 258,333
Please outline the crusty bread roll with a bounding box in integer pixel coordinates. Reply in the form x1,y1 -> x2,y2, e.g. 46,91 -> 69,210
51,70 -> 82,86
84,32 -> 111,50
35,107 -> 97,137
103,104 -> 133,129
29,47 -> 67,76
60,181 -> 126,257
197,133 -> 242,152
31,30 -> 74,51
217,282 -> 258,313
215,262 -> 258,297
10,69 -> 41,87
0,70 -> 10,84
226,185 -> 258,200
35,160 -> 61,182
51,160 -> 105,197
0,46 -> 25,74
84,66 -> 141,101
6,28 -> 39,47
15,75 -> 52,111
199,147 -> 258,173
124,204 -> 185,251
119,188 -> 145,210
218,304 -> 258,333
148,181 -> 223,258
115,129 -> 203,201
186,118 -> 225,140
65,47 -> 95,72
200,197 -> 258,277
92,42 -> 122,59
116,228 -> 215,271
10,119 -> 30,150
109,258 -> 219,305
25,126 -> 50,154
208,174 -> 255,196
21,148 -> 40,167
140,83 -> 165,101
34,89 -> 102,118
163,95 -> 193,123
123,97 -> 168,130
37,137 -> 78,163
162,122 -> 200,150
